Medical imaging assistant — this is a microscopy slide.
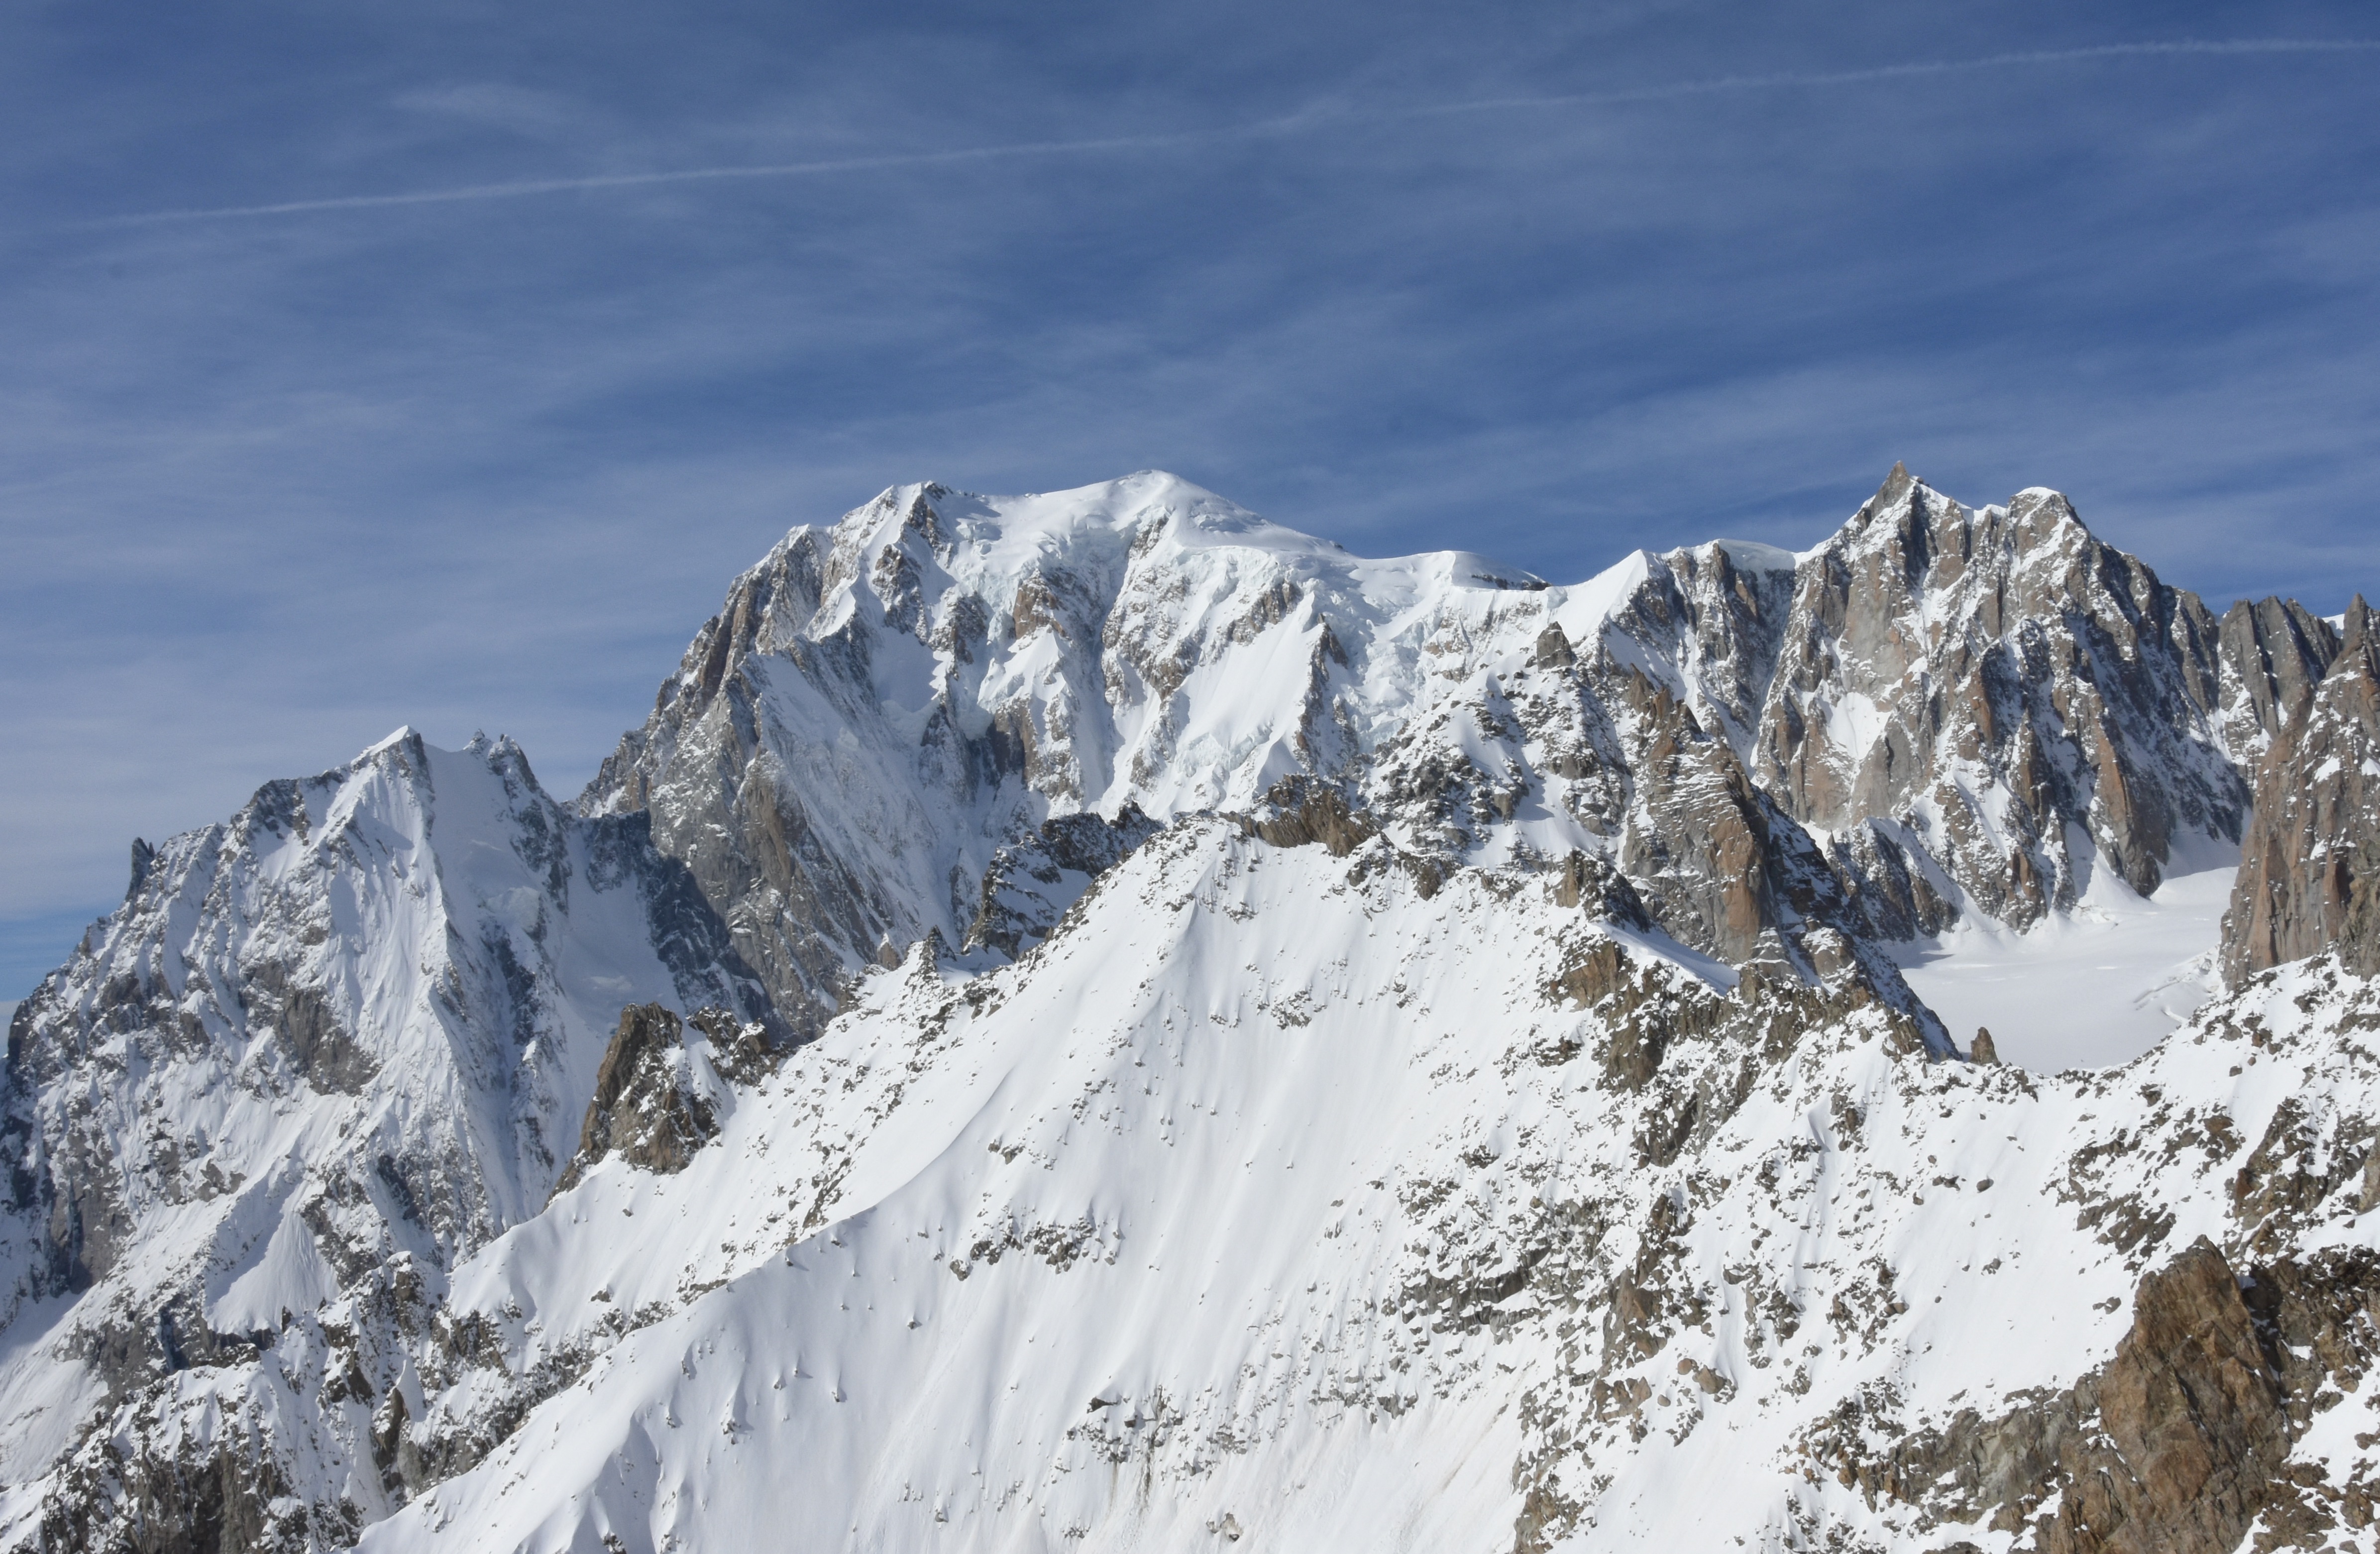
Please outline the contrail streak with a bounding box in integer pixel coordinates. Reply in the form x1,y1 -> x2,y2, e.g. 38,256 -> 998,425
90,131 -> 1242,226
1400,37 -> 2380,117
88,37 -> 2380,228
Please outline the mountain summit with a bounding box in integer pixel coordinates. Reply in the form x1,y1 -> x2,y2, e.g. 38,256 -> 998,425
5,471 -> 2378,1553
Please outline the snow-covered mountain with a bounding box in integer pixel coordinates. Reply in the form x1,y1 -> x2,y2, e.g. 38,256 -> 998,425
4,468 -> 2377,1553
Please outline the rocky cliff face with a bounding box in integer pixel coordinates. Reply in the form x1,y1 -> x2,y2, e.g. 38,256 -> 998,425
2225,598 -> 2380,983
2216,594 -> 2342,762
2,468 -> 2375,1554
1753,465 -> 2245,931
550,1003 -> 776,1195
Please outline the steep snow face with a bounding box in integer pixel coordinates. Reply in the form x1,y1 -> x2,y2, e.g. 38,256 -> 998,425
0,732 -> 766,1499
211,821 -> 2380,1554
1755,466 -> 2246,935
335,821 -> 1933,1553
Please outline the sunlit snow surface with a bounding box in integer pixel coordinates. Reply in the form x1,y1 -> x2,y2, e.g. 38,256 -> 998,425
1893,863 -> 2236,1072
327,819 -> 2380,1554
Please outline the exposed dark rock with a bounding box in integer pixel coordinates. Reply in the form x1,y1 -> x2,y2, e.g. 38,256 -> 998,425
1825,818 -> 1959,942
2216,595 -> 2341,760
36,1431 -> 320,1554
1242,776 -> 1376,858
2224,597 -> 2380,983
239,958 -> 377,1095
688,1005 -> 778,1089
1549,850 -> 1651,928
1756,469 -> 2244,930
2230,1096 -> 2372,1256
553,1003 -> 736,1195
1816,1238 -> 2380,1554
963,805 -> 1162,957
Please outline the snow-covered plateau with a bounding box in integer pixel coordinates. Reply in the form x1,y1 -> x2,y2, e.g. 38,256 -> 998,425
4,466 -> 2379,1553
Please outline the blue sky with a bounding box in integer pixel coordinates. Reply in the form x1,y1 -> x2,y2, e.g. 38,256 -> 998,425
4,2 -> 2379,998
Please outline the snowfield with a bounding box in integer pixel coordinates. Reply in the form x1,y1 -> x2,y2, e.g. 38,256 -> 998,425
1892,862 -> 2237,1072
358,821 -> 2380,1553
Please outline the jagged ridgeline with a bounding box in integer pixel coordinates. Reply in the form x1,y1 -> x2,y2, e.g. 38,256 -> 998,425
3,468 -> 2377,1553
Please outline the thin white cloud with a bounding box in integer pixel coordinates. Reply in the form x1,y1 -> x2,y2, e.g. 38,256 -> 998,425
392,82 -> 585,139
85,130 -> 1248,226
1407,37 -> 2380,117
85,37 -> 2380,227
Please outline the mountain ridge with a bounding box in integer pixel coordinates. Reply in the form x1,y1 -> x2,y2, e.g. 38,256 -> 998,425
4,466 -> 2377,1554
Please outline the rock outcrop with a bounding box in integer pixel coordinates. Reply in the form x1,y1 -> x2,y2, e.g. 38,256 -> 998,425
2216,594 -> 2342,761
1818,1235 -> 2380,1554
2038,1238 -> 2291,1554
2225,597 -> 2380,982
1756,465 -> 2244,929
963,805 -> 1162,957
551,1003 -> 776,1195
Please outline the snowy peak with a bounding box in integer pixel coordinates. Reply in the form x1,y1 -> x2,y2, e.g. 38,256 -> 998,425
587,472 -> 1974,1006
578,472 -> 1385,1034
0,728 -> 766,1490
580,466 -> 2306,1027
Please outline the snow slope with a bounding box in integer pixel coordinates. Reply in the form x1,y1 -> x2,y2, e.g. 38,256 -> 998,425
351,820 -> 2380,1554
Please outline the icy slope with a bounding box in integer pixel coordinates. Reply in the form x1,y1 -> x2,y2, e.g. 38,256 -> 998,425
0,732 -> 767,1520
339,819 -> 2380,1554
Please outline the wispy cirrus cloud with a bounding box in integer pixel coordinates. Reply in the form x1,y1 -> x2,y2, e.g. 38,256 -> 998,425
80,37 -> 2380,228
391,82 -> 587,139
